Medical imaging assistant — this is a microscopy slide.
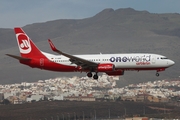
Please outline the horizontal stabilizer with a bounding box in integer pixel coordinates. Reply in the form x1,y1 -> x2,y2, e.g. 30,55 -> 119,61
6,54 -> 31,61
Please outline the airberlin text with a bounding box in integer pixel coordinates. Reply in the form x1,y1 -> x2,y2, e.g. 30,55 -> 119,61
110,55 -> 151,65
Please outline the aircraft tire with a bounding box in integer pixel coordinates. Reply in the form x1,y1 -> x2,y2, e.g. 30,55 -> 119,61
93,74 -> 98,80
87,72 -> 93,77
156,73 -> 159,77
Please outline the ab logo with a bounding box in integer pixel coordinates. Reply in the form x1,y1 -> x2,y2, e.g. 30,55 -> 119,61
16,33 -> 31,54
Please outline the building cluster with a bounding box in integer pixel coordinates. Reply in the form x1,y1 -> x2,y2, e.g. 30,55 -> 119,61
0,74 -> 180,104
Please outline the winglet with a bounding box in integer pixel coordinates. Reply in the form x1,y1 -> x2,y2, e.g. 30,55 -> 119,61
48,39 -> 58,52
48,39 -> 63,54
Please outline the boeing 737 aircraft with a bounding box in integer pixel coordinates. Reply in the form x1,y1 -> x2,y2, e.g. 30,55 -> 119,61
6,27 -> 175,79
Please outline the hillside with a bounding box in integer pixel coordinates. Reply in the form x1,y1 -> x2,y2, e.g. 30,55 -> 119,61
0,8 -> 180,85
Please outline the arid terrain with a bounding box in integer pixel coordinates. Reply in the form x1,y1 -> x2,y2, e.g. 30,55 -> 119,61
0,101 -> 180,120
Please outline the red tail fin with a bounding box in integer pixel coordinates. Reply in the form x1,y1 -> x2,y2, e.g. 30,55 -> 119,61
14,27 -> 45,58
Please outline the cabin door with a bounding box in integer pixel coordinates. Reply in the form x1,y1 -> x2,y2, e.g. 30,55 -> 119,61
151,55 -> 156,64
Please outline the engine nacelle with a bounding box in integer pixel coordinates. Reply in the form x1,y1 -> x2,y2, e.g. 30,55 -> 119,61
106,70 -> 124,76
97,63 -> 115,72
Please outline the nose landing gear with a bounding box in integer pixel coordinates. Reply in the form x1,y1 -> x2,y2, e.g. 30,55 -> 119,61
156,68 -> 165,77
156,72 -> 159,77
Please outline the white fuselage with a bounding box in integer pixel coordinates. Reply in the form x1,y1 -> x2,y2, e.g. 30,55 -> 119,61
44,52 -> 174,70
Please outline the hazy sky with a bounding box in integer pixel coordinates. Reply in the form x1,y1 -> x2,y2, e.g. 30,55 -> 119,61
1,0 -> 180,28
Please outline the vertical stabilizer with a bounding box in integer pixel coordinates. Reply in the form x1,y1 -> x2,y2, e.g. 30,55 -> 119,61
14,27 -> 45,58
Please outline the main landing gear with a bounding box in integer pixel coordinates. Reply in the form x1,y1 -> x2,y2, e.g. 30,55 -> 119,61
87,72 -> 98,80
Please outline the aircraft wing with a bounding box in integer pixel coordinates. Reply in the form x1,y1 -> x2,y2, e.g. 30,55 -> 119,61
48,39 -> 98,69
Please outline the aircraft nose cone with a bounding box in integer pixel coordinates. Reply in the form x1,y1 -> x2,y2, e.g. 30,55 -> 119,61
169,60 -> 175,66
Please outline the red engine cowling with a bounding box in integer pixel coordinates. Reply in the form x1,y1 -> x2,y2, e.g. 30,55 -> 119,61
97,63 -> 115,72
106,70 -> 124,76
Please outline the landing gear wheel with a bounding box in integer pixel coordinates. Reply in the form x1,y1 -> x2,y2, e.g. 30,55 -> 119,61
93,74 -> 98,80
156,73 -> 159,77
87,72 -> 92,78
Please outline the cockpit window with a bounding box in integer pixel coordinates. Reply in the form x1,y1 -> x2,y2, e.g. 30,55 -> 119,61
161,57 -> 168,59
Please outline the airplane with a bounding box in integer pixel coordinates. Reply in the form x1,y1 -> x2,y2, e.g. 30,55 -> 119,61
6,27 -> 175,80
